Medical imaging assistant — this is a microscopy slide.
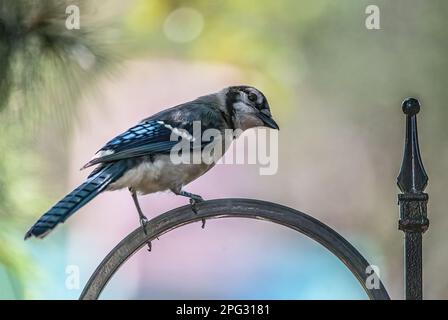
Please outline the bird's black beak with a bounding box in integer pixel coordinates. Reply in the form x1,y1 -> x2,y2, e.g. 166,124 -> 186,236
258,109 -> 280,130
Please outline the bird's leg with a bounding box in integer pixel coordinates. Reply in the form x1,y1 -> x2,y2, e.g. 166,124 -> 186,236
173,189 -> 206,229
130,189 -> 152,251
130,190 -> 148,229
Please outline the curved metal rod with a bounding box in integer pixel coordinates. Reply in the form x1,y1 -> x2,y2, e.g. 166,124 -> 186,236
79,199 -> 390,300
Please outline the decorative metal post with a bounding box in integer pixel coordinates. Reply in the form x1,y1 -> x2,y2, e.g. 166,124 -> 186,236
397,98 -> 429,300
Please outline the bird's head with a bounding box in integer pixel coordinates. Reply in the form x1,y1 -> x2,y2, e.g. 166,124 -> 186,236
219,85 -> 279,131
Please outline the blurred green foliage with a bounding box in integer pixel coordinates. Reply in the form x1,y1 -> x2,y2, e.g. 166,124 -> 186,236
0,0 -> 118,298
0,0 -> 118,125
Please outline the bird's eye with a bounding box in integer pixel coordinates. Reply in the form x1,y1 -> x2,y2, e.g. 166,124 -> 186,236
248,93 -> 258,102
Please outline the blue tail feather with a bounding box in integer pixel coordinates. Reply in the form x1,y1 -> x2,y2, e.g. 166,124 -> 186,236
25,162 -> 127,239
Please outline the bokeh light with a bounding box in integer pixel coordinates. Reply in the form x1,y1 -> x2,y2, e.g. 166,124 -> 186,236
163,7 -> 204,43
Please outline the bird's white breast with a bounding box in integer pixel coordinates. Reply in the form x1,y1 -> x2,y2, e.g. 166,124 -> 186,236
107,154 -> 213,195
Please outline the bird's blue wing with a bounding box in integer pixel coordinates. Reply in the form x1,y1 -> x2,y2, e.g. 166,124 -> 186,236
82,120 -> 182,168
82,119 -> 205,169
100,120 -> 174,153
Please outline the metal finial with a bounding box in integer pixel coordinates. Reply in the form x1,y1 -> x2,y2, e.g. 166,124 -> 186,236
402,97 -> 420,116
397,98 -> 428,193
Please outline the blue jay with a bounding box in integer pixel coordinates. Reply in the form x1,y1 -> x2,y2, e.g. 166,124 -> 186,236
25,86 -> 279,243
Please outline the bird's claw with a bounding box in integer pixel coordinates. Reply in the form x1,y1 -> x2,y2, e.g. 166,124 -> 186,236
139,216 -> 149,235
189,198 -> 199,214
139,216 -> 152,251
188,196 -> 206,229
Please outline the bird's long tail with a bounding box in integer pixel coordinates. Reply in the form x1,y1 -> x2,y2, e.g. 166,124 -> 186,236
25,162 -> 127,239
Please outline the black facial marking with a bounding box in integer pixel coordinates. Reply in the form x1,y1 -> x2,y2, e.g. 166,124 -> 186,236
244,88 -> 265,110
248,92 -> 257,102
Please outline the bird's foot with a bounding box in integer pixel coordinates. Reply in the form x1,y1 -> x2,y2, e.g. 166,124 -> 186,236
188,196 -> 203,213
139,215 -> 152,252
188,196 -> 206,229
139,215 -> 149,234
175,190 -> 206,229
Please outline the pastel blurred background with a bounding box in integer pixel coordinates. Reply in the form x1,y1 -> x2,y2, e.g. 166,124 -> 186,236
0,0 -> 447,299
